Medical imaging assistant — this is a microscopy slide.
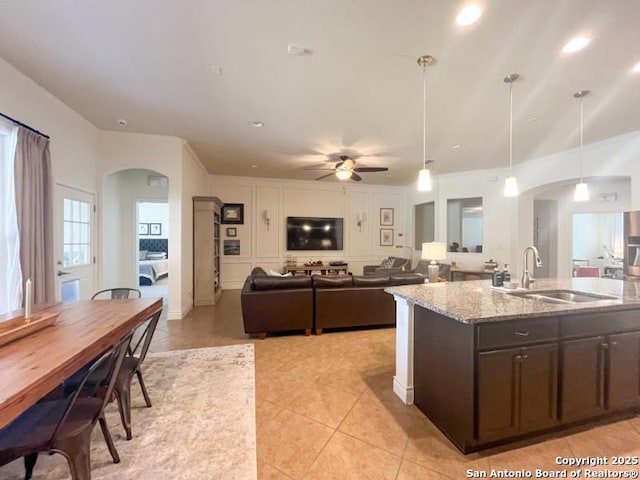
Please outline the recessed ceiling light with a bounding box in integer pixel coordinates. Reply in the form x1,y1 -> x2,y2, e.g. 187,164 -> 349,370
211,65 -> 222,76
287,44 -> 311,56
116,118 -> 128,127
251,164 -> 258,168
451,144 -> 461,149
456,4 -> 482,26
250,121 -> 264,128
633,62 -> 640,73
562,36 -> 591,54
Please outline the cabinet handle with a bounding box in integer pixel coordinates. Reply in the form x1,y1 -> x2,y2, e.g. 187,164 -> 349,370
514,331 -> 530,337
600,342 -> 609,350
521,353 -> 528,359
514,354 -> 522,360
610,341 -> 618,346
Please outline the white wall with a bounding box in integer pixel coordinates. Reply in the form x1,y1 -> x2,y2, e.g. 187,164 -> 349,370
0,57 -> 100,300
98,132 -> 185,318
180,143 -> 210,315
139,202 -> 169,239
403,131 -> 640,281
101,169 -> 169,291
0,58 -> 99,192
210,176 -> 406,289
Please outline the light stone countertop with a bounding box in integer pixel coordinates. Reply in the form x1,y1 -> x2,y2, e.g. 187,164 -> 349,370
385,278 -> 640,324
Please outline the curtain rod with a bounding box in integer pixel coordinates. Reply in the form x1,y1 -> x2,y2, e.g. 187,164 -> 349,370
0,112 -> 50,139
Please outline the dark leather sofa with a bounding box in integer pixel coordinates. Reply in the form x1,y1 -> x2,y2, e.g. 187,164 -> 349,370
241,267 -> 425,338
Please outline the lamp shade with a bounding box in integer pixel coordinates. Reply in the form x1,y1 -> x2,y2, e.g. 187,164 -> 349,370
504,176 -> 519,197
574,182 -> 589,202
417,168 -> 432,191
422,242 -> 447,261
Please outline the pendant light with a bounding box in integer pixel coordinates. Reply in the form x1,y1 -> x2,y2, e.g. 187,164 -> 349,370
503,73 -> 520,197
573,90 -> 590,202
417,55 -> 435,191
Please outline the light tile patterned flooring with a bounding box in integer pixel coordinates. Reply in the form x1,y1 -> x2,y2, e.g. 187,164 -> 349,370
150,290 -> 640,480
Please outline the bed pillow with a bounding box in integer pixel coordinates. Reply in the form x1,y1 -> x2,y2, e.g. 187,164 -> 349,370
139,250 -> 148,261
146,252 -> 167,260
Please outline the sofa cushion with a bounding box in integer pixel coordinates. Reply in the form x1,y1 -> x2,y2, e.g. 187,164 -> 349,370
352,275 -> 390,287
391,257 -> 409,268
380,258 -> 394,269
389,273 -> 426,286
251,266 -> 268,277
312,275 -> 354,288
253,275 -> 312,290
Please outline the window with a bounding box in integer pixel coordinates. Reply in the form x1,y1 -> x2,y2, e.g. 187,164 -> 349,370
63,198 -> 91,267
0,119 -> 19,314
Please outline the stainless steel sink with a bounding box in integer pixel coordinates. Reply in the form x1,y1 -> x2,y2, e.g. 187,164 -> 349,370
507,289 -> 619,304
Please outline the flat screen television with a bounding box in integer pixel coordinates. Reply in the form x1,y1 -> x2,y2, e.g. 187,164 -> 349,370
287,217 -> 344,251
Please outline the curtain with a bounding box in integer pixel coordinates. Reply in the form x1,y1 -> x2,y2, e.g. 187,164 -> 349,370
0,120 -> 20,314
14,127 -> 55,304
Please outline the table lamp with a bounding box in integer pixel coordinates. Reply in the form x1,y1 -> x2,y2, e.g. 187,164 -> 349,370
422,242 -> 447,283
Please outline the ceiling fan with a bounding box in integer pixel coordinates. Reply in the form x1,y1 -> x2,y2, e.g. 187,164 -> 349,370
314,155 -> 389,182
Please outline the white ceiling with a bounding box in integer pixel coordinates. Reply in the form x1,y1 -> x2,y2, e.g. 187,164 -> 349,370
0,0 -> 639,185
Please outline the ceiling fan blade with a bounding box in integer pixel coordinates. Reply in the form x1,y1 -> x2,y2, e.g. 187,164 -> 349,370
351,172 -> 362,182
315,172 -> 335,181
354,167 -> 389,172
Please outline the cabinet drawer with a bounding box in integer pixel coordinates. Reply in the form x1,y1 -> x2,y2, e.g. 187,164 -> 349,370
562,310 -> 640,339
477,318 -> 559,350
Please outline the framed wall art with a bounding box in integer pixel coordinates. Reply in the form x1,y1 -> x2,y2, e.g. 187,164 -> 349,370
221,203 -> 244,224
149,223 -> 162,235
380,228 -> 394,246
380,208 -> 394,226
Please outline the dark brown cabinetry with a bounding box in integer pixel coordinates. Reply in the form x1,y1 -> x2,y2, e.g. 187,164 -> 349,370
414,307 -> 640,454
561,331 -> 640,422
478,344 -> 558,442
607,331 -> 640,410
560,336 -> 607,422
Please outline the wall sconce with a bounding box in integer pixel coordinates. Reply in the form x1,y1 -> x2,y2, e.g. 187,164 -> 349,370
263,209 -> 271,231
356,212 -> 367,232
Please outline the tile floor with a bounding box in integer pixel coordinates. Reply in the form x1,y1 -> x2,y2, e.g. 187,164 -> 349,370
150,290 -> 640,480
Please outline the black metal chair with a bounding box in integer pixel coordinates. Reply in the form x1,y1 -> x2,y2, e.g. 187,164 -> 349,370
113,309 -> 162,440
91,288 -> 141,300
0,332 -> 133,480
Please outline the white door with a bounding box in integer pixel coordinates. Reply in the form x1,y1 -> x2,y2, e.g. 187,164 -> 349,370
55,185 -> 96,301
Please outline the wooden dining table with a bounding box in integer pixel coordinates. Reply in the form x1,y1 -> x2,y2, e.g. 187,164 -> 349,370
0,298 -> 162,429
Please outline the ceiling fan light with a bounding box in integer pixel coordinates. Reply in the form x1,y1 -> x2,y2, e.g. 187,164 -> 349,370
504,176 -> 519,197
336,169 -> 352,180
418,168 -> 432,191
574,182 -> 589,202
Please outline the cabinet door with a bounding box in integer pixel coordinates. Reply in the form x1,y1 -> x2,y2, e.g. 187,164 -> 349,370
519,344 -> 558,433
608,331 -> 640,410
561,336 -> 606,422
477,348 -> 520,441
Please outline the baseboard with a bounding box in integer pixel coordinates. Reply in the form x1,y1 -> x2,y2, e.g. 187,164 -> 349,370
393,377 -> 414,405
167,300 -> 193,320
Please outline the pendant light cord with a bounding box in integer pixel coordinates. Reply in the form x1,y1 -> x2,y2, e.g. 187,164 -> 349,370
422,64 -> 427,170
509,80 -> 513,173
579,96 -> 584,182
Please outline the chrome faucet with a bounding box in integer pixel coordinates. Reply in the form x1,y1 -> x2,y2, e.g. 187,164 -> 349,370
522,246 -> 543,289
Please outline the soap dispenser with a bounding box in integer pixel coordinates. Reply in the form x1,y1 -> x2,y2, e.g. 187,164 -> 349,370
492,267 -> 503,287
503,264 -> 511,283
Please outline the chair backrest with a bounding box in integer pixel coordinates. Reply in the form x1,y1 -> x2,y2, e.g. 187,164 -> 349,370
92,288 -> 142,300
576,266 -> 600,278
129,310 -> 162,367
51,331 -> 133,440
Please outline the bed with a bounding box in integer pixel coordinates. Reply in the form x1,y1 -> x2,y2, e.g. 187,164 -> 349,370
139,239 -> 169,286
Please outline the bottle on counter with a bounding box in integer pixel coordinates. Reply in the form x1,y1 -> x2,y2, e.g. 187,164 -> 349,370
492,267 -> 503,287
503,264 -> 511,283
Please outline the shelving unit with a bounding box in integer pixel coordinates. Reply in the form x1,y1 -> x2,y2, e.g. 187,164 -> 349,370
193,196 -> 224,305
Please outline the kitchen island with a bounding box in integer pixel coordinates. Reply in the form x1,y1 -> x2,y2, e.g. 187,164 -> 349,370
385,278 -> 640,453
